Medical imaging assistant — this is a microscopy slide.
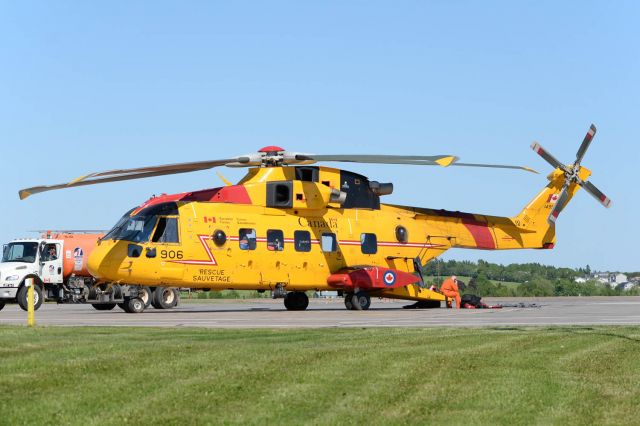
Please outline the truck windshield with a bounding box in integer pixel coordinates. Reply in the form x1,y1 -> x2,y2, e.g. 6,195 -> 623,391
2,242 -> 39,263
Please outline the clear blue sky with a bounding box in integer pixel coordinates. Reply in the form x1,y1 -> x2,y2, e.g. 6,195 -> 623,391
1,1 -> 638,272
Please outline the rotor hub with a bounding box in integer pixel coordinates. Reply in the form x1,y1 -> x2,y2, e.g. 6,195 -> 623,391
257,146 -> 286,167
565,164 -> 580,182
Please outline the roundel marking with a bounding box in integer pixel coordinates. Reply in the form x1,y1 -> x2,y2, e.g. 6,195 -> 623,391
383,270 -> 397,286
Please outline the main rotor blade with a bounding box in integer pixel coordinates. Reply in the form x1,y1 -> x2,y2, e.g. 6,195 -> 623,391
531,142 -> 565,171
18,159 -> 237,200
294,154 -> 458,167
451,163 -> 538,174
580,180 -> 612,208
70,158 -> 240,183
548,186 -> 570,225
575,124 -> 597,165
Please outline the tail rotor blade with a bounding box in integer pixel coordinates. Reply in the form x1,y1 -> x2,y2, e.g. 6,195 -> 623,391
548,186 -> 570,225
531,142 -> 566,171
575,124 -> 597,165
580,180 -> 612,208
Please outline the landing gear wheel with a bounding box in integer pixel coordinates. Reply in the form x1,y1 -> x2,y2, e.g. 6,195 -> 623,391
123,298 -> 145,314
171,288 -> 180,307
152,287 -> 176,309
91,303 -> 116,311
17,284 -> 43,312
137,287 -> 152,308
284,292 -> 309,311
344,293 -> 354,310
351,292 -> 371,311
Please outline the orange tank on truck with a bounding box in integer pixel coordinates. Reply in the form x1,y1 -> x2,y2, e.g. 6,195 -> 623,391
41,232 -> 104,278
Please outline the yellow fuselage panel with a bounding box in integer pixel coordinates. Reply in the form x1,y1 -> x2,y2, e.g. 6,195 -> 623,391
89,202 -> 455,291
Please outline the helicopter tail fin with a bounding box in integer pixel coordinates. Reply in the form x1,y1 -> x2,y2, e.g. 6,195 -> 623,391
509,167 -> 587,247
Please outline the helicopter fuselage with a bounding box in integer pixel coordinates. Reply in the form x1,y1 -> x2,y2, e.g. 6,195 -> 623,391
87,164 -> 573,302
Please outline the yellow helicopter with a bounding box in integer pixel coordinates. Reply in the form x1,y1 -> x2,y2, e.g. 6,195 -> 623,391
19,125 -> 611,312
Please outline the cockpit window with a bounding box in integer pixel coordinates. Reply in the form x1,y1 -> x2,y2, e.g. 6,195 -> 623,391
152,217 -> 179,243
102,208 -> 136,241
113,216 -> 159,243
103,203 -> 180,243
138,202 -> 179,216
2,242 -> 38,263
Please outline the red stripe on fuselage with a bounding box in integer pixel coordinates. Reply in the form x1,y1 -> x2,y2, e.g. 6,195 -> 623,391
462,219 -> 496,249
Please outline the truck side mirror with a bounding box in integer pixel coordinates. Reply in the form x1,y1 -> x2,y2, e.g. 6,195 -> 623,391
38,243 -> 46,264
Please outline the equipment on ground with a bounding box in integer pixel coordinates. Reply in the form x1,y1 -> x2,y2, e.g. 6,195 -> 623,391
17,126 -> 611,312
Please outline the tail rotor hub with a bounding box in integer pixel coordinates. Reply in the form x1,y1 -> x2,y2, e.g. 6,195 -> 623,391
531,123 -> 612,225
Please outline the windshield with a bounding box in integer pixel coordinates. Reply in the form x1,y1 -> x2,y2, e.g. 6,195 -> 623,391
102,203 -> 179,243
108,216 -> 158,243
2,242 -> 39,263
102,208 -> 136,241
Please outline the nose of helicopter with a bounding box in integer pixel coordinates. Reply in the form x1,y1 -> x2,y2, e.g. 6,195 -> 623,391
87,241 -> 114,280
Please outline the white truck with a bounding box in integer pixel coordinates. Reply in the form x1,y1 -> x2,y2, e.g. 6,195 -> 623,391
0,232 -> 179,313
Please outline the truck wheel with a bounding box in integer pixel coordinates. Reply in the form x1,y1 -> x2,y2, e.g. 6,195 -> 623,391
17,284 -> 43,312
152,287 -> 176,309
123,298 -> 145,314
138,287 -> 152,308
91,303 -> 116,311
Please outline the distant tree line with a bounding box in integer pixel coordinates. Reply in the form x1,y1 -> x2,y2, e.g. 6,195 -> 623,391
422,259 -> 640,297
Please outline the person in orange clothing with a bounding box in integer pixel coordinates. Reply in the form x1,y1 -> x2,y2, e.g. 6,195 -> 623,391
440,275 -> 461,309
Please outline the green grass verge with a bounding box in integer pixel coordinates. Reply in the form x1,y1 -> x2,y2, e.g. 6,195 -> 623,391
1,326 -> 639,425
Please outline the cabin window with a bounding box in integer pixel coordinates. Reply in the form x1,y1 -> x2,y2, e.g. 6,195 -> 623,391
238,228 -> 257,250
152,217 -> 179,243
321,233 -> 338,253
360,233 -> 377,254
212,230 -> 227,246
294,230 -> 311,252
395,226 -> 408,243
267,230 -> 284,251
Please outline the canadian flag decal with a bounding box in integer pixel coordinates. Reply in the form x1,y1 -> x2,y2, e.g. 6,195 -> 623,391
546,193 -> 559,203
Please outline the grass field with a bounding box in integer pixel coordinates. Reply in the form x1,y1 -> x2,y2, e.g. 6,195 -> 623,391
1,326 -> 639,425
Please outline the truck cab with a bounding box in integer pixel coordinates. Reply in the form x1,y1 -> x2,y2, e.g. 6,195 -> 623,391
0,238 -> 60,310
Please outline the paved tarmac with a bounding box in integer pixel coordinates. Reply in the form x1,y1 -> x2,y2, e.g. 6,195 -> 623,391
1,297 -> 640,328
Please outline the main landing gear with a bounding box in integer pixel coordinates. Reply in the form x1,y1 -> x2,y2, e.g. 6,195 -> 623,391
344,291 -> 371,310
283,291 -> 309,311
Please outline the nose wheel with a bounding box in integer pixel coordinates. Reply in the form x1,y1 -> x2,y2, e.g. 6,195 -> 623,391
344,292 -> 371,310
284,292 -> 309,311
